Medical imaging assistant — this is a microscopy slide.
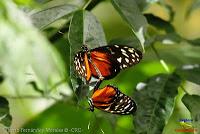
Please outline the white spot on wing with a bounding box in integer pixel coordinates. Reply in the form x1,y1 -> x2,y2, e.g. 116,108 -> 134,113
124,104 -> 131,109
121,49 -> 126,53
122,52 -> 129,57
125,58 -> 129,63
117,57 -> 122,63
129,107 -> 133,111
123,64 -> 127,68
135,52 -> 139,57
131,54 -> 135,58
128,48 -> 134,53
114,45 -> 119,48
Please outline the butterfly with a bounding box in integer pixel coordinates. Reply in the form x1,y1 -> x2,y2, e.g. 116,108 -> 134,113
74,45 -> 142,82
88,85 -> 137,115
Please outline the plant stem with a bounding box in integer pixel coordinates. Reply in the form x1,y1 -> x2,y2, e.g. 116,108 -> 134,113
180,84 -> 189,94
83,0 -> 92,10
151,44 -> 170,73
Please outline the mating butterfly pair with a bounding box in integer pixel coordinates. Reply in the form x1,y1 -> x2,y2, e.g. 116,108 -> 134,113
74,45 -> 142,115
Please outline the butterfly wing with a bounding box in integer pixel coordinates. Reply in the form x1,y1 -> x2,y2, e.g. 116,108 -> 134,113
74,51 -> 91,82
90,45 -> 142,79
74,45 -> 142,82
91,85 -> 137,114
89,47 -> 120,79
108,45 -> 143,70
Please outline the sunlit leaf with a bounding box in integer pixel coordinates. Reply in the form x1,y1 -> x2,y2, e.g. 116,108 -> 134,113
0,97 -> 12,127
133,73 -> 181,134
0,0 -> 67,94
30,4 -> 78,29
182,94 -> 200,131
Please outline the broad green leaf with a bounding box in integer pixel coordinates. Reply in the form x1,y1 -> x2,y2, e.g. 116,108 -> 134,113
68,10 -> 107,91
83,11 -> 107,47
21,102 -> 113,134
111,0 -> 147,32
133,73 -> 181,134
68,10 -> 107,53
0,0 -> 67,94
0,97 -> 12,127
182,94 -> 200,132
30,4 -> 78,29
111,0 -> 148,50
176,64 -> 200,85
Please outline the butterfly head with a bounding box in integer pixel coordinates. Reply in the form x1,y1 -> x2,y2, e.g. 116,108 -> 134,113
81,44 -> 89,52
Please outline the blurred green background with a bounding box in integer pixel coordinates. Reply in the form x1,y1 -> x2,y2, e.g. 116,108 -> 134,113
0,0 -> 200,134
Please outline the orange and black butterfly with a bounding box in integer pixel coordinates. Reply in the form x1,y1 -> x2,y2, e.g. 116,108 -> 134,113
74,45 -> 142,82
88,85 -> 137,115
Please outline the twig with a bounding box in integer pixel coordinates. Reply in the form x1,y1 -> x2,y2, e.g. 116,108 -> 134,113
151,44 -> 170,73
83,0 -> 92,10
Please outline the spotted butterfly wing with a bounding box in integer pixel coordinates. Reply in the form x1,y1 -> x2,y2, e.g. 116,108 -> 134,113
89,85 -> 137,114
74,45 -> 142,82
74,51 -> 91,81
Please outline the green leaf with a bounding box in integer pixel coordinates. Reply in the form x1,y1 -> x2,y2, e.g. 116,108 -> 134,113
176,64 -> 200,85
68,10 -> 107,55
0,96 -> 12,127
111,0 -> 147,32
30,4 -> 78,29
182,94 -> 200,131
0,0 -> 67,94
111,0 -> 148,50
133,73 -> 181,134
68,10 -> 107,91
